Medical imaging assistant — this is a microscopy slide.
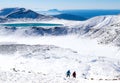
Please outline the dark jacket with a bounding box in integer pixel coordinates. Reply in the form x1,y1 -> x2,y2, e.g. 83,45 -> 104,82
72,71 -> 76,78
66,70 -> 71,77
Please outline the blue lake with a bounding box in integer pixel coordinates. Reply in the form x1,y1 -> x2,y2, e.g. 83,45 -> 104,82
1,23 -> 63,27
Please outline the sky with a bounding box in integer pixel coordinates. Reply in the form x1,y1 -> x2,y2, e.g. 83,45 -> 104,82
0,0 -> 120,10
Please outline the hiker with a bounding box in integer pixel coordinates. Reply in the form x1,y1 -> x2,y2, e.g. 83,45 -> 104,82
66,70 -> 71,77
72,71 -> 76,78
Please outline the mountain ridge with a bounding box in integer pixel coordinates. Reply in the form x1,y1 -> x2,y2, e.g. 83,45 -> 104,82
0,8 -> 55,22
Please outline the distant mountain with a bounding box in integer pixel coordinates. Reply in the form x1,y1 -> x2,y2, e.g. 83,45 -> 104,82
53,13 -> 87,21
6,9 -> 44,19
48,9 -> 60,12
37,9 -> 61,15
0,8 -> 20,17
37,9 -> 87,21
0,8 -> 54,22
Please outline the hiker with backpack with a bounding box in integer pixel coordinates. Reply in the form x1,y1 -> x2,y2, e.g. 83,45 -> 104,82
66,70 -> 76,78
66,70 -> 71,77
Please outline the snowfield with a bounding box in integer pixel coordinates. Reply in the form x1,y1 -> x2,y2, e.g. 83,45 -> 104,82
0,36 -> 120,83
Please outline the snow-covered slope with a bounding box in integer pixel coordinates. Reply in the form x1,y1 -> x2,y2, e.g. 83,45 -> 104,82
81,15 -> 120,46
52,15 -> 120,46
0,44 -> 120,83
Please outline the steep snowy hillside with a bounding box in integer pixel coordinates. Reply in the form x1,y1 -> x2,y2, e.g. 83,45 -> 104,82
81,15 -> 120,45
0,44 -> 120,83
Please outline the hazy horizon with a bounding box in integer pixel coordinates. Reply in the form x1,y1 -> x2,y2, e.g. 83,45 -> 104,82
0,0 -> 120,11
1,7 -> 120,11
